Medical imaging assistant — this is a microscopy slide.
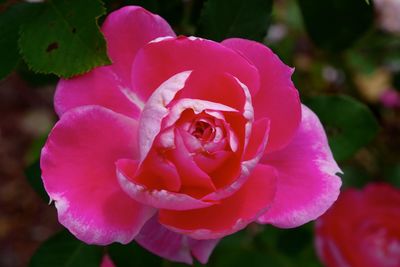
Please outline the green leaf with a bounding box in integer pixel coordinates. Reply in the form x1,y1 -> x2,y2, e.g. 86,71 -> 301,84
393,71 -> 400,90
212,249 -> 282,267
26,133 -> 50,165
0,5 -> 20,79
19,0 -> 111,78
30,230 -> 103,267
255,224 -> 322,267
108,242 -> 162,267
197,0 -> 273,42
385,164 -> 400,188
25,159 -> 49,203
17,60 -> 58,87
212,229 -> 283,267
0,3 -> 40,79
105,0 -> 184,28
297,0 -> 374,51
346,50 -> 376,74
133,0 -> 184,27
339,164 -> 371,188
305,95 -> 379,161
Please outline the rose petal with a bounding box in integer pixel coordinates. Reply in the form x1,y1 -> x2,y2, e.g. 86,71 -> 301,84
102,6 -> 175,87
135,216 -> 193,264
118,155 -> 181,193
54,66 -> 142,119
189,238 -> 220,264
116,159 -> 215,210
131,36 -> 260,101
163,98 -> 238,129
194,151 -> 231,174
178,71 -> 247,111
159,164 -> 277,239
257,105 -> 342,228
40,106 -> 154,245
135,216 -> 220,264
179,127 -> 205,153
315,184 -> 400,267
203,118 -> 270,201
222,38 -> 301,152
138,71 -> 192,161
167,129 -> 216,197
243,118 -> 271,160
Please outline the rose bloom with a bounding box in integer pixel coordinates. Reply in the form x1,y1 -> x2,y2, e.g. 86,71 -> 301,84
41,6 -> 341,264
374,0 -> 400,34
380,89 -> 400,108
315,184 -> 400,267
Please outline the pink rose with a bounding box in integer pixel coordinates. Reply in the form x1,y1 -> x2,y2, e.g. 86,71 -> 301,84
374,0 -> 400,34
41,6 -> 341,264
380,89 -> 400,108
315,184 -> 400,267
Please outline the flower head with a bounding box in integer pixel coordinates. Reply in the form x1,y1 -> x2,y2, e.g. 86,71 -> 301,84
41,6 -> 342,264
315,184 -> 400,267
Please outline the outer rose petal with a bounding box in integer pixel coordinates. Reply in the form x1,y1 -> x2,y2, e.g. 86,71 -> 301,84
188,238 -> 220,264
55,67 -> 141,118
222,38 -> 301,152
135,216 -> 220,264
257,105 -> 342,228
102,6 -> 175,86
159,164 -> 277,239
40,106 -> 155,245
131,36 -> 260,101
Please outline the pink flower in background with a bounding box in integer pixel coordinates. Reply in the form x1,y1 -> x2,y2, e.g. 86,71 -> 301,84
380,89 -> 400,108
315,184 -> 400,267
374,0 -> 400,34
40,6 -> 341,264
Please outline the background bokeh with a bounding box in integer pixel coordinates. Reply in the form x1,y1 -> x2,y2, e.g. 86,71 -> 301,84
1,0 -> 399,266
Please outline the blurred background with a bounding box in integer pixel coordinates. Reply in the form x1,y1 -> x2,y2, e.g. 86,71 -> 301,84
0,0 -> 399,266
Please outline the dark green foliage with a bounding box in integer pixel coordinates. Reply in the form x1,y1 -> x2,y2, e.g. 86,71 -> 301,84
108,242 -> 163,267
0,3 -> 40,79
197,0 -> 273,42
305,95 -> 380,161
25,160 -> 49,202
297,0 -> 374,51
30,230 -> 103,267
19,0 -> 111,78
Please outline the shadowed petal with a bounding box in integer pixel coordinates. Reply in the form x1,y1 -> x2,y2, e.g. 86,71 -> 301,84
135,216 -> 220,264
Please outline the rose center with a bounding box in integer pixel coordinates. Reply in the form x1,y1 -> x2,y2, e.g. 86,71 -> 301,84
190,120 -> 214,141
